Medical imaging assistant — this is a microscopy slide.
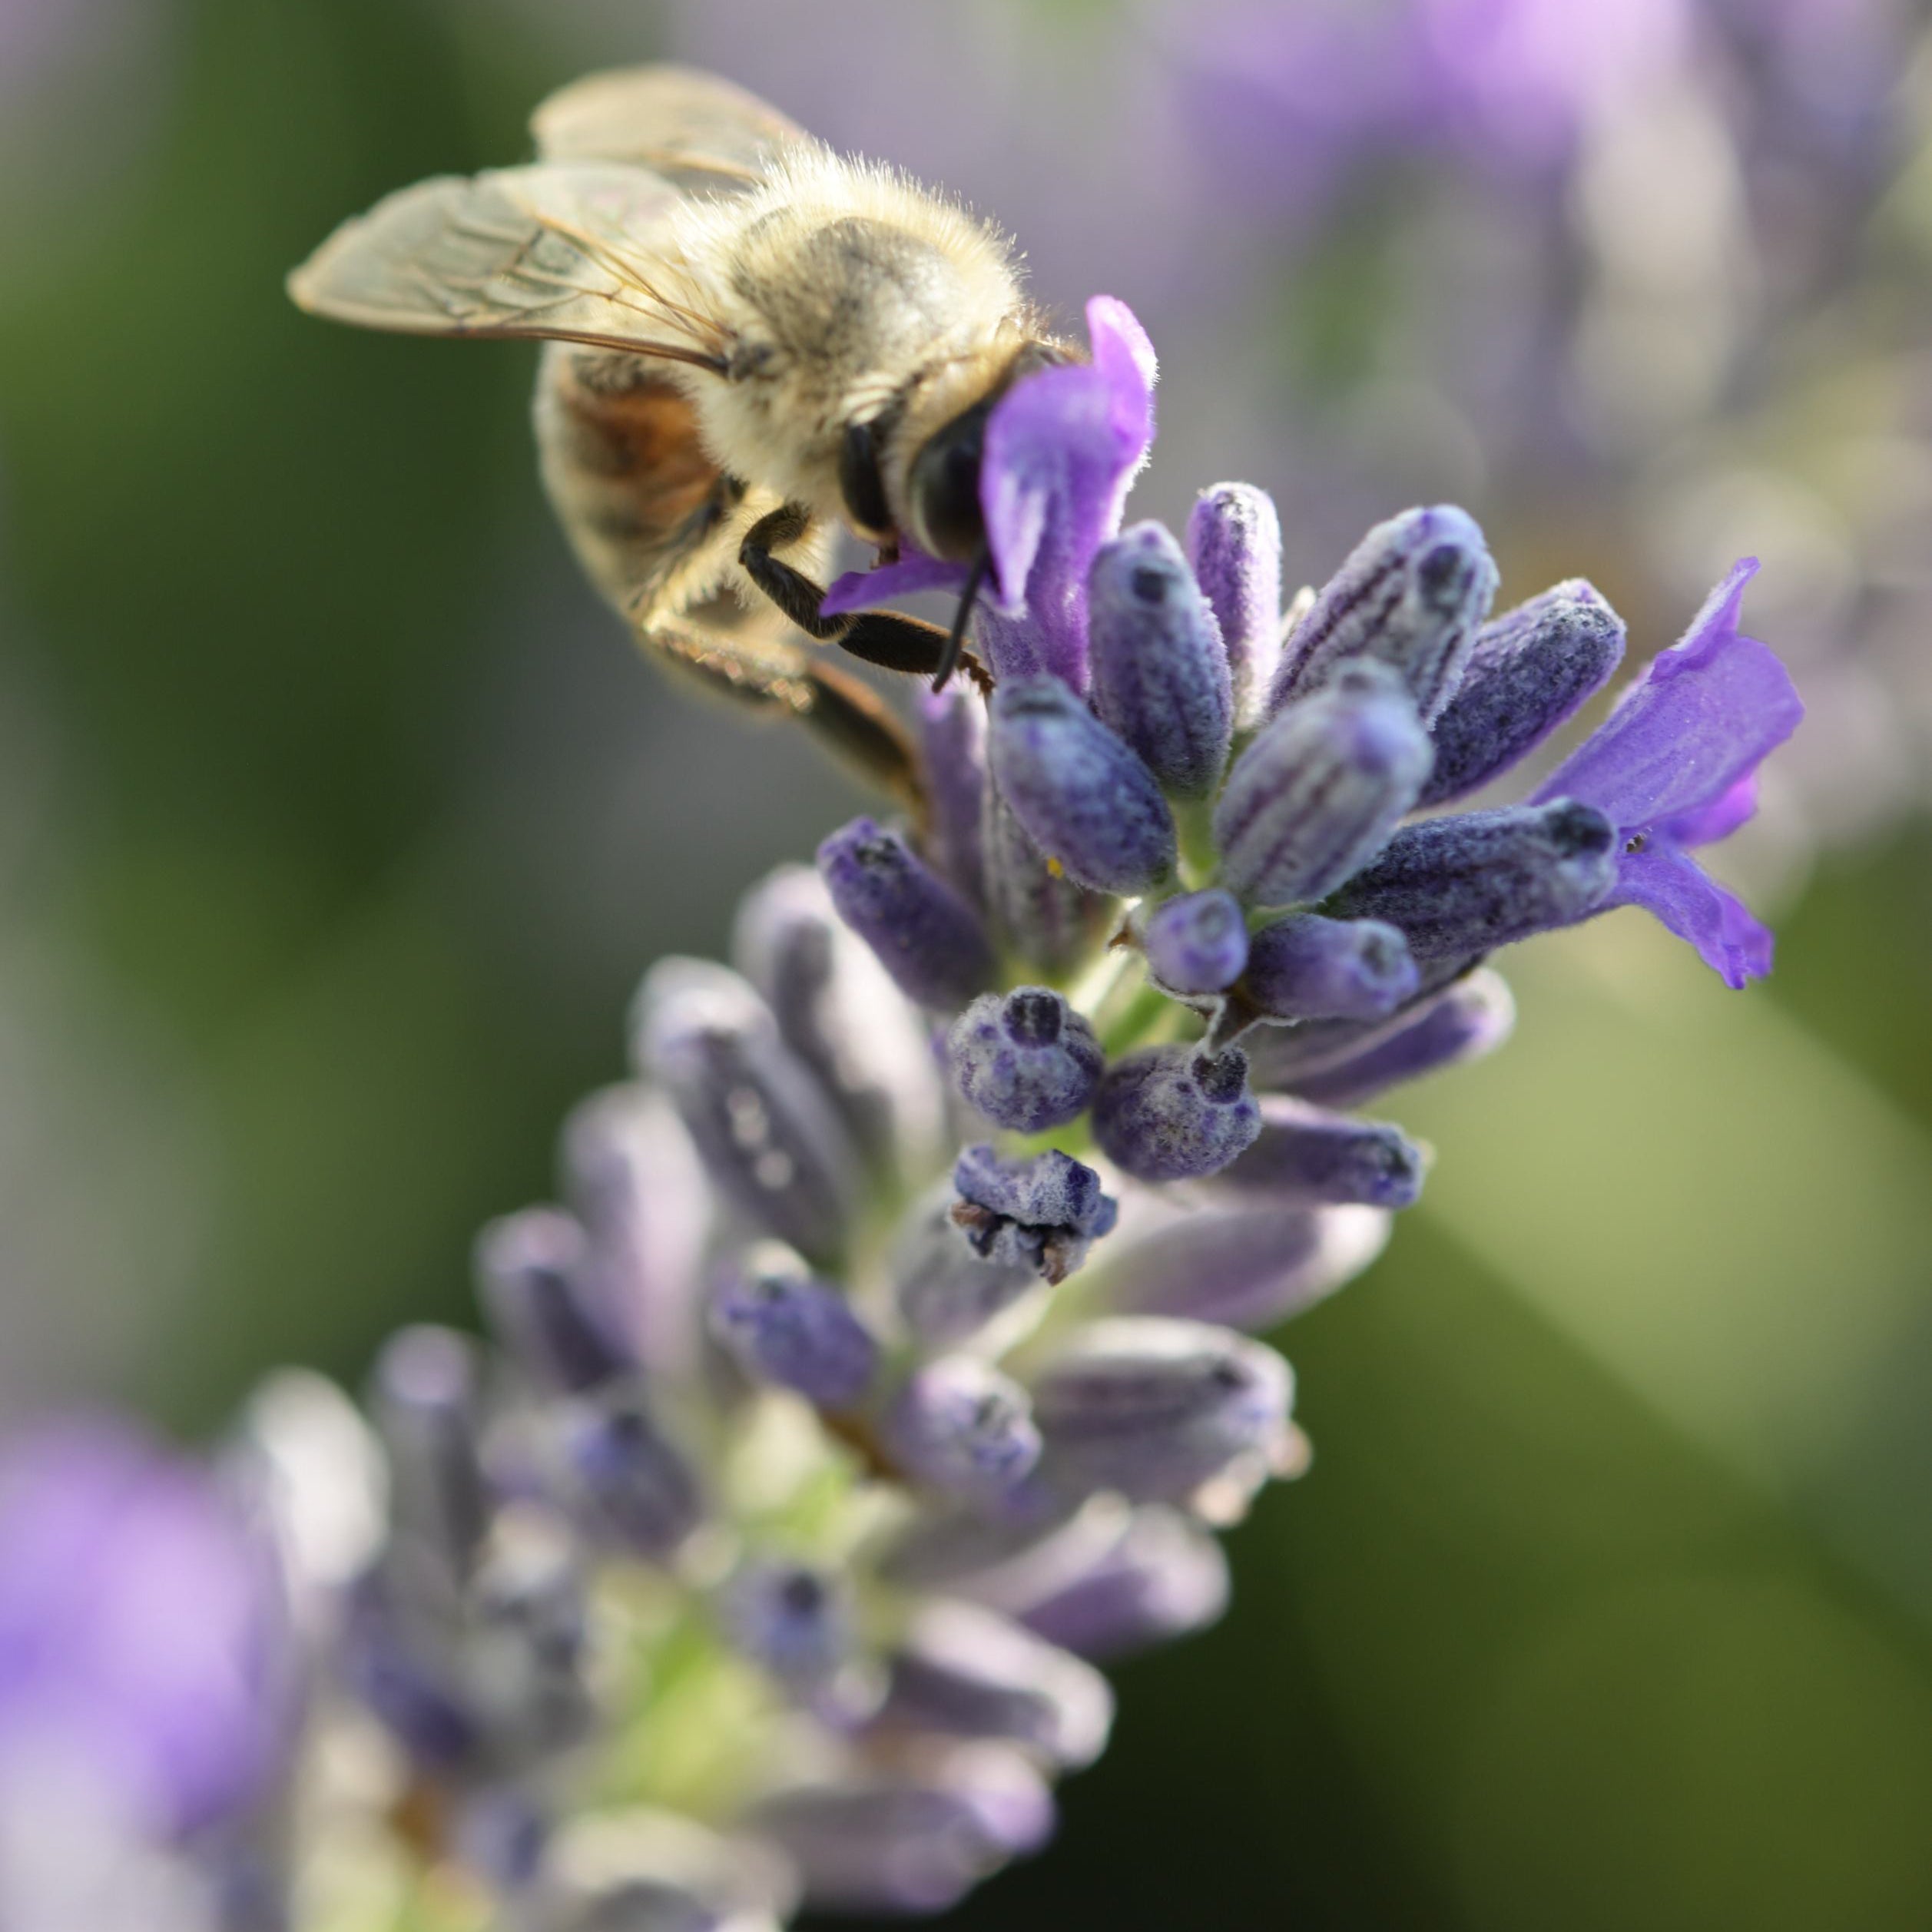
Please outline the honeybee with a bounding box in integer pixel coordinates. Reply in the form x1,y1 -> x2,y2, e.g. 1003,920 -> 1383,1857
288,65 -> 1073,808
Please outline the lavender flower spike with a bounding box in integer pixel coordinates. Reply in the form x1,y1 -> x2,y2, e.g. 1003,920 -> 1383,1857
988,675 -> 1177,895
817,817 -> 996,1012
1091,1044 -> 1263,1181
948,987 -> 1105,1132
1188,482 -> 1284,724
1533,559 -> 1804,987
1142,887 -> 1251,994
1214,661 -> 1434,909
1270,503 -> 1499,723
1088,521 -> 1234,798
1244,912 -> 1420,1021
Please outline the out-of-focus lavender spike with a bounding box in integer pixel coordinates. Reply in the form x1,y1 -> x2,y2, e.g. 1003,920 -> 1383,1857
891,1191 -> 1042,1350
946,987 -> 1105,1132
1243,912 -> 1419,1021
917,682 -> 990,908
1323,799 -> 1616,960
733,863 -> 945,1178
875,1602 -> 1114,1771
1086,522 -> 1233,799
344,1588 -> 477,1769
710,1244 -> 880,1408
1214,662 -> 1434,909
951,1144 -> 1119,1286
986,676 -> 1177,894
1095,1201 -> 1391,1330
1418,579 -> 1628,807
716,1559 -> 853,1694
1268,503 -> 1498,723
1142,887 -> 1249,995
816,818 -> 996,1012
747,1745 -> 1055,1916
1028,1317 -> 1292,1505
1217,1097 -> 1427,1208
983,784 -> 1114,978
553,1393 -> 702,1561
369,1325 -> 490,1579
1090,1044 -> 1261,1181
560,1082 -> 712,1375
1188,482 -> 1284,725
882,1356 -> 1042,1505
475,1208 -> 631,1397
1280,969 -> 1518,1108
1018,1506 -> 1231,1661
633,959 -> 857,1268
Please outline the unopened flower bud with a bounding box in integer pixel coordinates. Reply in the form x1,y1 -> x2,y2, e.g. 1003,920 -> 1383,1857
1142,888 -> 1249,994
1091,1044 -> 1261,1181
1284,968 -> 1516,1108
987,676 -> 1176,894
554,1393 -> 701,1560
1214,662 -> 1433,909
891,1192 -> 1041,1350
711,1247 -> 880,1408
917,681 -> 989,907
716,1559 -> 853,1692
1420,580 -> 1626,807
1244,913 -> 1418,1021
951,1145 -> 1119,1286
883,1357 -> 1042,1505
369,1325 -> 489,1577
1019,1506 -> 1231,1661
476,1208 -> 631,1396
947,987 -> 1104,1132
983,784 -> 1113,977
817,817 -> 995,1011
1188,482 -> 1284,724
1270,503 -> 1498,722
1323,799 -> 1616,960
1088,522 -> 1233,799
1217,1097 -> 1427,1208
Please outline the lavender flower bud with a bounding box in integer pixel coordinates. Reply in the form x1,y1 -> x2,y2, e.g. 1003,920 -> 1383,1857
877,1602 -> 1114,1770
1270,504 -> 1498,723
951,1144 -> 1119,1286
1142,888 -> 1249,995
634,959 -> 857,1265
918,681 -> 989,907
1323,799 -> 1617,960
734,864 -> 944,1176
983,784 -> 1113,977
877,1497 -> 1128,1605
710,1245 -> 879,1408
1097,1201 -> 1391,1330
817,817 -> 995,1011
1283,969 -> 1516,1108
370,1325 -> 489,1576
346,1592 -> 476,1768
1419,580 -> 1627,807
1029,1317 -> 1293,1505
1213,663 -> 1434,909
1244,913 -> 1419,1021
748,1745 -> 1054,1915
1087,521 -> 1233,798
1090,1045 -> 1262,1181
1218,1097 -> 1427,1208
555,1393 -> 701,1560
716,1559 -> 853,1692
465,1516 -> 595,1763
946,987 -> 1105,1132
476,1208 -> 631,1396
1019,1506 -> 1231,1660
1188,482 -> 1283,724
560,1082 -> 711,1375
986,676 -> 1177,894
883,1357 -> 1042,1505
892,1192 -> 1041,1349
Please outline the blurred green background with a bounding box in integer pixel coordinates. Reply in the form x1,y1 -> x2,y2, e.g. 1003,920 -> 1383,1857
3,1 -> 1932,1927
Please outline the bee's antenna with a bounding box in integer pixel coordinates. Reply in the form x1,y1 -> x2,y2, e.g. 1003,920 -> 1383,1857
934,548 -> 992,693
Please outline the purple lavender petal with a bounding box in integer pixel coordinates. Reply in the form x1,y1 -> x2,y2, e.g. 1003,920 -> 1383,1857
987,675 -> 1177,895
1216,1097 -> 1427,1208
1087,521 -> 1233,798
821,545 -> 970,617
1662,770 -> 1759,848
1605,843 -> 1776,989
1018,1506 -> 1231,1661
816,817 -> 996,1012
711,1253 -> 880,1407
1090,1044 -> 1263,1182
1244,913 -> 1420,1021
917,683 -> 989,907
978,296 -> 1157,688
1187,482 -> 1284,723
1142,888 -> 1251,995
946,987 -> 1105,1132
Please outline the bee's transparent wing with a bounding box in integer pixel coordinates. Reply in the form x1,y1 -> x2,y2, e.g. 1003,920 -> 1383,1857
287,162 -> 728,368
530,65 -> 807,190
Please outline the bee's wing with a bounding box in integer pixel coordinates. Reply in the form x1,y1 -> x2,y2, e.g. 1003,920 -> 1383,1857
287,162 -> 729,369
530,65 -> 807,190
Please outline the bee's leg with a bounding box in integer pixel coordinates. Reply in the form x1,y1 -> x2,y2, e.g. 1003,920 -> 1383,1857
644,620 -> 926,818
740,504 -> 992,692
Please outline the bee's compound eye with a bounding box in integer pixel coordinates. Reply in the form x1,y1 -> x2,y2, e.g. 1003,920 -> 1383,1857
840,418 -> 892,535
909,402 -> 992,563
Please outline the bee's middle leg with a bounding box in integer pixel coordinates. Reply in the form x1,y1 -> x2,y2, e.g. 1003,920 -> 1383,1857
739,504 -> 989,690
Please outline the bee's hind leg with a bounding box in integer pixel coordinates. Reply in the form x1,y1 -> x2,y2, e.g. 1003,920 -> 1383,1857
739,503 -> 992,693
